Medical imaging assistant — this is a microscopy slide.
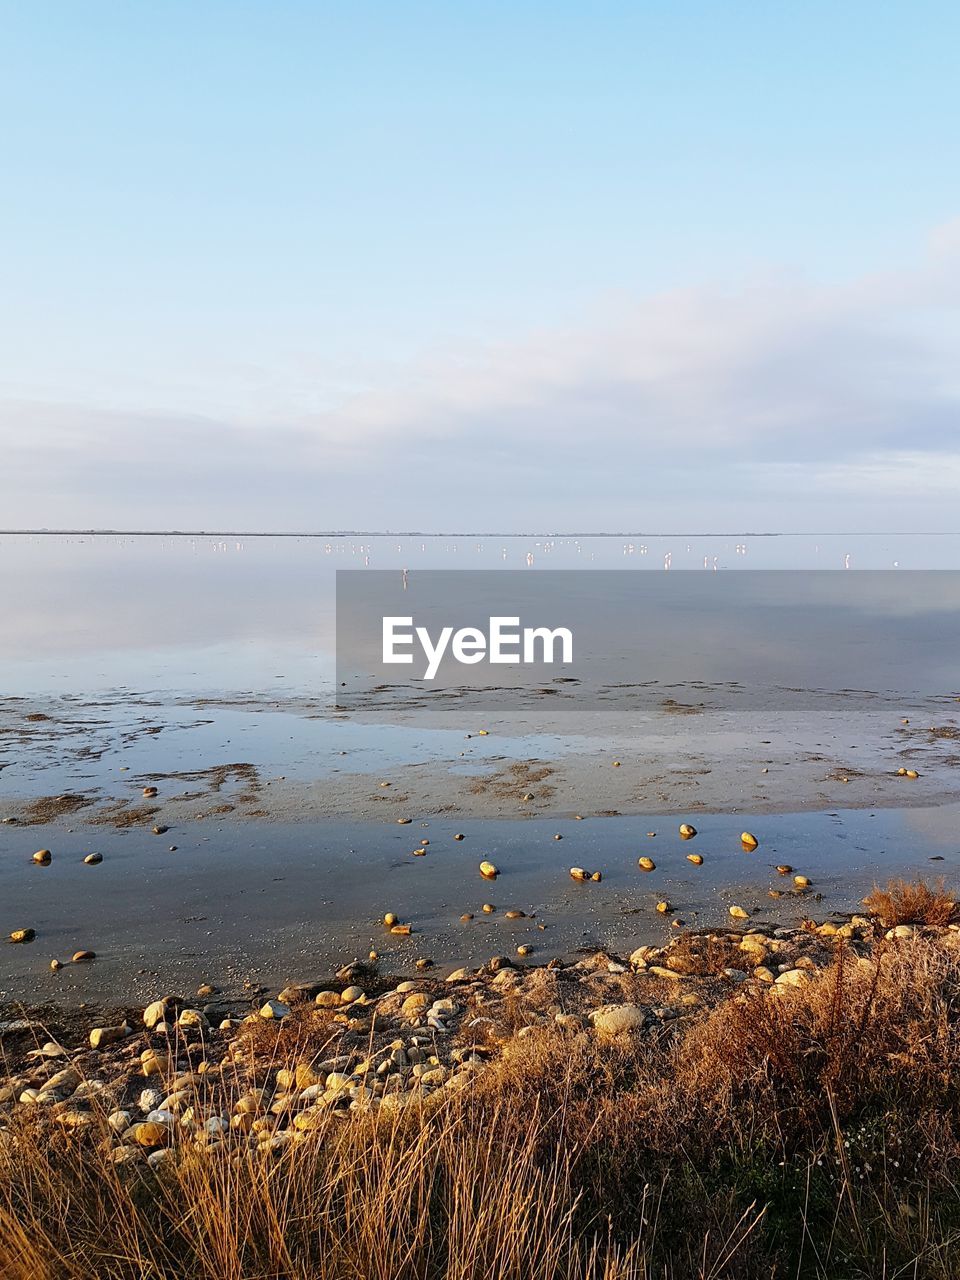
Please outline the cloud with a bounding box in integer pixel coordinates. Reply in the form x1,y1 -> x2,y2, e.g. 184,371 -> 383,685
2,227 -> 959,530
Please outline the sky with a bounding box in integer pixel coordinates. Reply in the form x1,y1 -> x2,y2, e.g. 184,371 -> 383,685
1,0 -> 959,532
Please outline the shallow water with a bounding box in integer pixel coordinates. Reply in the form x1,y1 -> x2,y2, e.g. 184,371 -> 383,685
2,803 -> 959,1003
2,533 -> 960,1003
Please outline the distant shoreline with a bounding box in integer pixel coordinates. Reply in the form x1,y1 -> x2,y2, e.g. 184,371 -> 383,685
1,529 -> 956,539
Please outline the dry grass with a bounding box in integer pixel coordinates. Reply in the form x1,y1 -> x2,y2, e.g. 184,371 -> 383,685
863,877 -> 960,927
5,927 -> 960,1276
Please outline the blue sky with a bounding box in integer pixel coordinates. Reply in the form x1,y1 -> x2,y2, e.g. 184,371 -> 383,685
2,1 -> 959,530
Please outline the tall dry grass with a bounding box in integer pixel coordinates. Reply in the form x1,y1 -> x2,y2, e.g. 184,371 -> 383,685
3,931 -> 960,1278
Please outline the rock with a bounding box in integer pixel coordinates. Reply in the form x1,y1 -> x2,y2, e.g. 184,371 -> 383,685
656,901 -> 672,914
83,852 -> 103,865
90,1022 -> 129,1049
0,1018 -> 36,1035
72,950 -> 96,963
906,770 -> 919,779
383,913 -> 398,927
729,906 -> 750,920
31,1039 -> 67,1057
753,966 -> 776,983
686,853 -> 703,865
339,986 -> 364,1004
143,999 -> 176,1029
776,969 -> 809,988
139,1088 -> 163,1112
446,968 -> 471,982
8,928 -> 35,944
569,867 -> 589,881
396,818 -> 412,825
638,857 -> 656,872
108,1109 -> 132,1133
45,1066 -> 81,1093
129,1121 -> 170,1148
591,1004 -> 646,1035
259,1000 -> 290,1020
177,1009 -> 209,1031
50,959 -> 62,970
648,965 -> 683,980
482,903 -> 495,914
141,1050 -> 171,1078
315,990 -> 341,1008
391,924 -> 412,936
516,944 -> 533,957
454,833 -> 465,841
776,865 -> 793,875
110,1145 -> 143,1165
553,834 -> 563,841
479,861 -> 499,880
32,849 -> 52,865
679,824 -> 697,839
142,787 -> 159,798
740,832 -> 759,851
793,875 -> 811,888
886,924 -> 915,939
591,871 -> 602,881
402,994 -> 430,1017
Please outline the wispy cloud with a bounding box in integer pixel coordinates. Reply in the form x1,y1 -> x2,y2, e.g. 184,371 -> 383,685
2,228 -> 959,530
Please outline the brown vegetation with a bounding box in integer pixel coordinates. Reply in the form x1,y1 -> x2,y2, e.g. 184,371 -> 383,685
4,917 -> 960,1277
863,877 -> 960,927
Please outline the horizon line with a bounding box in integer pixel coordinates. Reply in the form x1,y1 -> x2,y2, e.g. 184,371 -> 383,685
0,529 -> 957,539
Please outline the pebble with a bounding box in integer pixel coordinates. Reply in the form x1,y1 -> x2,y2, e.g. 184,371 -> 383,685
482,903 -> 495,913
638,857 -> 656,871
686,854 -> 703,865
72,950 -> 96,963
886,924 -> 914,940
142,787 -> 158,798
776,969 -> 809,988
729,906 -> 750,920
591,1004 -> 645,1035
740,832 -> 759,850
90,1022 -> 129,1049
83,852 -> 103,865
401,994 -> 430,1016
479,861 -> 499,880
679,824 -> 697,839
383,913 -> 398,927
32,849 -> 52,865
259,999 -> 290,1020
340,986 -> 364,1004
8,928 -> 36,944
129,1121 -> 170,1148
793,875 -> 811,888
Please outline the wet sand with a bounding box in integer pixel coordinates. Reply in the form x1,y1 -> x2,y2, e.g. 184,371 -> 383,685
3,802 -> 959,1006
